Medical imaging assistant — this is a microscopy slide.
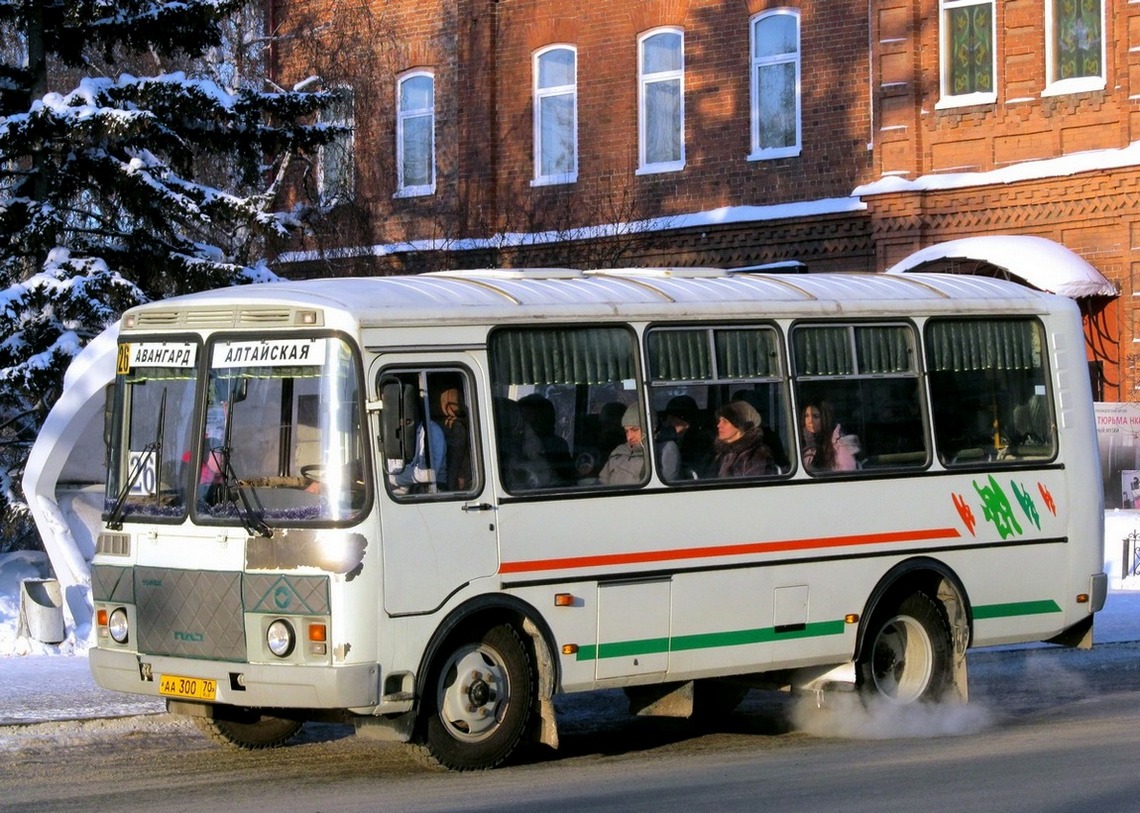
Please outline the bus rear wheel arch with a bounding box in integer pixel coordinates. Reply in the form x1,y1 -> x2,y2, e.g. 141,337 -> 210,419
856,591 -> 953,704
417,622 -> 537,770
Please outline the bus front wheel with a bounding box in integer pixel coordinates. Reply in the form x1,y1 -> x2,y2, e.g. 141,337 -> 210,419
420,623 -> 535,770
857,591 -> 952,704
193,713 -> 303,750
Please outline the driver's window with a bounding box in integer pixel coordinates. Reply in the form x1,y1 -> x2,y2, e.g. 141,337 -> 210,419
379,367 -> 479,499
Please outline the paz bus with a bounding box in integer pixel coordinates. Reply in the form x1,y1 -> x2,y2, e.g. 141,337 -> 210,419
89,267 -> 1106,769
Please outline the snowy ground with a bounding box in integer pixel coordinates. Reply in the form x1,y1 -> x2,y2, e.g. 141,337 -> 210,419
2,548 -> 1139,725
0,550 -> 165,724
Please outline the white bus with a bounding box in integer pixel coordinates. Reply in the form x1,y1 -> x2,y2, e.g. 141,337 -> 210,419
89,267 -> 1106,769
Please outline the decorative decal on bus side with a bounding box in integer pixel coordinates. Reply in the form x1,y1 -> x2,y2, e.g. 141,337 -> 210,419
211,338 -> 327,368
952,478 -> 1057,539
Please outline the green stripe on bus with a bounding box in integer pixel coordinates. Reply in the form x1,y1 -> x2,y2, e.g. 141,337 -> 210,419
972,599 -> 1062,620
577,620 -> 847,662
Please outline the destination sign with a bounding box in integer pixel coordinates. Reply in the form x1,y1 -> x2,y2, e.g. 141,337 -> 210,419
211,338 -> 327,368
118,342 -> 197,374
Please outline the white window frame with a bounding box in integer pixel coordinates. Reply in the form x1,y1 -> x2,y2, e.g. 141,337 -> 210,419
532,45 -> 579,186
317,86 -> 355,206
395,70 -> 436,198
1043,0 -> 1106,97
637,27 -> 685,175
936,0 -> 997,109
748,9 -> 802,161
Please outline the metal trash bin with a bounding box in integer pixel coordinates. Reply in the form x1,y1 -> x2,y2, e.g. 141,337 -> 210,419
17,578 -> 65,644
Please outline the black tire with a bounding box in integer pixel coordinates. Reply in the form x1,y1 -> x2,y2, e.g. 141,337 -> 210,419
857,591 -> 952,704
420,623 -> 535,770
193,713 -> 303,750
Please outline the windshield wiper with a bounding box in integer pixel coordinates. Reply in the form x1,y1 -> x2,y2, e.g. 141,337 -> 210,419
106,388 -> 167,530
211,386 -> 272,538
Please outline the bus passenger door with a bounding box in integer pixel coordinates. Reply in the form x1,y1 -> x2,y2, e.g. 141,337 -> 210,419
374,359 -> 498,615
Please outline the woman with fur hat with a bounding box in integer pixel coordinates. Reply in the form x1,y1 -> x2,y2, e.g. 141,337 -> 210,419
713,401 -> 775,478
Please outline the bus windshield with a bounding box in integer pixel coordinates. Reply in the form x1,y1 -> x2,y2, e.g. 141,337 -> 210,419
196,336 -> 367,526
104,334 -> 367,528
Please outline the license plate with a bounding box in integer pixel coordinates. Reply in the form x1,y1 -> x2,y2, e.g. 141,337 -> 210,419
158,673 -> 217,701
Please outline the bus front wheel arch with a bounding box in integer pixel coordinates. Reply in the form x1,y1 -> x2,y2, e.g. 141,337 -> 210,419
416,622 -> 536,770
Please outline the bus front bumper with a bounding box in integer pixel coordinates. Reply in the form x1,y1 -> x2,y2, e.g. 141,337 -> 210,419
89,647 -> 380,710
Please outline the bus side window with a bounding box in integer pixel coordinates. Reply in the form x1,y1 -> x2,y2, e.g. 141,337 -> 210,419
379,368 -> 480,498
792,323 -> 927,474
647,325 -> 791,483
925,318 -> 1055,465
488,326 -> 643,492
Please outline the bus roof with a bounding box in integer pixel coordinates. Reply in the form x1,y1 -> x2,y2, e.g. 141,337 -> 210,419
123,268 -> 1069,331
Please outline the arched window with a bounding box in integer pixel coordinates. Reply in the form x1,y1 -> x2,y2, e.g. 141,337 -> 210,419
396,71 -> 435,196
533,46 -> 578,185
749,9 -> 801,160
637,28 -> 685,174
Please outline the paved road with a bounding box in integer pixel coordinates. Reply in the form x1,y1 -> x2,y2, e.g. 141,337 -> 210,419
5,640 -> 1140,812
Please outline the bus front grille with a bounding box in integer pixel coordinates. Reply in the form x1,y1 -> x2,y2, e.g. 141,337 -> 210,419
134,567 -> 246,661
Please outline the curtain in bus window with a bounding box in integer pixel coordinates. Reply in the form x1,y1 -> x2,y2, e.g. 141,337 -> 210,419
715,329 -> 779,378
793,326 -> 853,376
925,320 -> 1040,372
854,326 -> 913,374
647,330 -> 711,381
490,327 -> 635,384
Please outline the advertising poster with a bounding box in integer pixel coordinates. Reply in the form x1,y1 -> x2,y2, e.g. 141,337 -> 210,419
1095,402 -> 1140,510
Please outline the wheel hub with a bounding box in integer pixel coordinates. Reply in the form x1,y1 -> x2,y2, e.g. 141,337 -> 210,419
466,673 -> 493,708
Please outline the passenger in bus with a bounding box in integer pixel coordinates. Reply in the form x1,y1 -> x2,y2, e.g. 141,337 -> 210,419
598,404 -> 648,485
435,386 -> 471,491
387,411 -> 448,494
1012,393 -> 1050,446
801,402 -> 860,472
519,393 -> 575,484
596,401 -> 630,465
495,397 -> 552,490
712,401 -> 775,478
658,395 -> 714,479
731,389 -> 790,471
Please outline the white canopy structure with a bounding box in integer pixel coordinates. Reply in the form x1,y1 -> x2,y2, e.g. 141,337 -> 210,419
21,324 -> 118,637
885,235 -> 1118,299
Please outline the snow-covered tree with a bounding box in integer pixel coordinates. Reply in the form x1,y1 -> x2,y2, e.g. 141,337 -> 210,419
0,0 -> 340,548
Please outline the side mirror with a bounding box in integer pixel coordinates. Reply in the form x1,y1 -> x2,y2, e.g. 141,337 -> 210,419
380,378 -> 418,464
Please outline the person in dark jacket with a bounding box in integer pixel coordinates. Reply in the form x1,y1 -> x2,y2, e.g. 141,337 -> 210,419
713,401 -> 775,478
659,394 -> 714,479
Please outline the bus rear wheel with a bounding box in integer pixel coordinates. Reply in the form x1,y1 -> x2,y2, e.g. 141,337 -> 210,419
419,623 -> 535,771
193,713 -> 303,750
858,591 -> 952,704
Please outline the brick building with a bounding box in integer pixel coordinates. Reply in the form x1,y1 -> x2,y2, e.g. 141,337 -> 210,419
269,0 -> 1137,399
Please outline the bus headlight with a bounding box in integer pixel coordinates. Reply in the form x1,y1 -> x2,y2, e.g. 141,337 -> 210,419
108,608 -> 130,644
266,619 -> 296,658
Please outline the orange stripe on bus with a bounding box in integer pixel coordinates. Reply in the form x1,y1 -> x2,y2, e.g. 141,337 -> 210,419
499,527 -> 962,574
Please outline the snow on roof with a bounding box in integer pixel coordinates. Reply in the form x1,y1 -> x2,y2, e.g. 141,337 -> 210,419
855,141 -> 1140,198
884,235 -> 1118,299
